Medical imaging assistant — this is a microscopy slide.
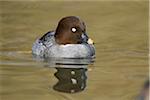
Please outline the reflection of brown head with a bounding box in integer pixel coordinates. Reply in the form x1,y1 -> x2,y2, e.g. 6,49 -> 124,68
53,68 -> 87,93
55,16 -> 86,44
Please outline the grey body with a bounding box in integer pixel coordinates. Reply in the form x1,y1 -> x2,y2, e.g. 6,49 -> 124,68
32,32 -> 95,58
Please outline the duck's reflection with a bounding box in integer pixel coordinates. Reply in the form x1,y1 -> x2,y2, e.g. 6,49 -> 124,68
50,58 -> 92,93
32,55 -> 94,93
53,67 -> 87,93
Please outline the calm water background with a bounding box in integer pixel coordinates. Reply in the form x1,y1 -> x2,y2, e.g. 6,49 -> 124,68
0,1 -> 149,100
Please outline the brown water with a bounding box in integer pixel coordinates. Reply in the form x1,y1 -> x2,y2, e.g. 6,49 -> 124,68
0,1 -> 149,100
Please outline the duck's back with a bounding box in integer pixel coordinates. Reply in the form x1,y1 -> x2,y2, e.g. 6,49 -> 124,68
32,31 -> 95,58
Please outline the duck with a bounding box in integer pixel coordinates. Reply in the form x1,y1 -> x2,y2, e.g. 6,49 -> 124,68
32,16 -> 95,58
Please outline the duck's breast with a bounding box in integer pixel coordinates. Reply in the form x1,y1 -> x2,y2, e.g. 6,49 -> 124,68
44,44 -> 95,58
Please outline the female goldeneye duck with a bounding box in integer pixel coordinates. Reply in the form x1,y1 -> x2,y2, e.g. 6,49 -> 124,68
32,16 -> 95,58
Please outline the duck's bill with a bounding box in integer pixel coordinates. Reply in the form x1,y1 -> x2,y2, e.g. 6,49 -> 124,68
87,38 -> 94,44
81,33 -> 88,42
81,33 -> 94,44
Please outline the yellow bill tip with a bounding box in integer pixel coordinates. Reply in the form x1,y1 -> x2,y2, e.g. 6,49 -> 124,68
87,38 -> 94,44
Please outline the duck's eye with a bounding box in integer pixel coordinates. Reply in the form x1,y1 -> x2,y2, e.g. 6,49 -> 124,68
71,27 -> 76,33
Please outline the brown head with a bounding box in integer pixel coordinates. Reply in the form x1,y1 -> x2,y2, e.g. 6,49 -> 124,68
54,16 -> 87,44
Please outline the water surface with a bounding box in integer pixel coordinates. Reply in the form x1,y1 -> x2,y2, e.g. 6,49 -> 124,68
0,1 -> 149,100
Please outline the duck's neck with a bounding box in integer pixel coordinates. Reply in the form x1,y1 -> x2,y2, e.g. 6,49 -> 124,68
54,35 -> 68,45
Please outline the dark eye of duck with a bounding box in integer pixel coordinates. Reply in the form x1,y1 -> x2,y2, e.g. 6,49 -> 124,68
71,27 -> 76,33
